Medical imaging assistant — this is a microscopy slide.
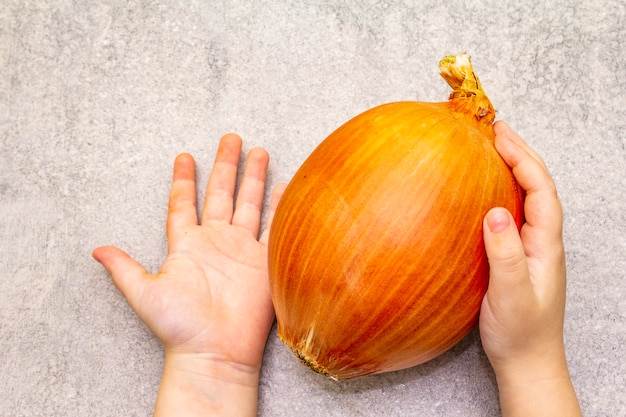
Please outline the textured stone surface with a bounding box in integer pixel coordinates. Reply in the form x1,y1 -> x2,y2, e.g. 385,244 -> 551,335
1,1 -> 624,416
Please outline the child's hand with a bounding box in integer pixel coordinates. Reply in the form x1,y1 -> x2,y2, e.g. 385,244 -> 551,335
479,121 -> 581,416
93,134 -> 286,416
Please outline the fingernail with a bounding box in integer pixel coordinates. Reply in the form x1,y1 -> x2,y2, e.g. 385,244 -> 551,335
486,208 -> 511,233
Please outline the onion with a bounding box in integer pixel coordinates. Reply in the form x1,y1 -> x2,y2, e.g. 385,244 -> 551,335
268,53 -> 524,380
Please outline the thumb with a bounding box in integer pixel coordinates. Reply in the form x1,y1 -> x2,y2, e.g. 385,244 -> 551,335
92,246 -> 150,309
483,208 -> 530,296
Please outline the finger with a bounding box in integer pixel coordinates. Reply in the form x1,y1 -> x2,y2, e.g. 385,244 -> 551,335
167,153 -> 198,244
232,148 -> 270,235
202,134 -> 242,224
259,182 -> 288,245
92,246 -> 151,310
483,208 -> 532,297
494,121 -> 547,170
494,132 -> 563,253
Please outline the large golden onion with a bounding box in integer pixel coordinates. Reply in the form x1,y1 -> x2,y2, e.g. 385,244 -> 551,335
268,53 -> 524,380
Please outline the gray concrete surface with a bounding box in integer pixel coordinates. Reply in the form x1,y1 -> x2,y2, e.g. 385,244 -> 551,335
1,1 -> 624,416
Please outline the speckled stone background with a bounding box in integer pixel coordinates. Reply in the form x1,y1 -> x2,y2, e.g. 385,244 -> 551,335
1,1 -> 624,416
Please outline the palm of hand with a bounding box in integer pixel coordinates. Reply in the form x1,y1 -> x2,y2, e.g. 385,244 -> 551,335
147,220 -> 273,367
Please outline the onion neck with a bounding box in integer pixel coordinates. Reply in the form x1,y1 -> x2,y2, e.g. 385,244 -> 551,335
439,53 -> 495,131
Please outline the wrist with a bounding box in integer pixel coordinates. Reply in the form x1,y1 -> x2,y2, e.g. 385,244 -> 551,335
493,350 -> 582,417
163,350 -> 261,387
492,344 -> 569,388
154,351 -> 261,417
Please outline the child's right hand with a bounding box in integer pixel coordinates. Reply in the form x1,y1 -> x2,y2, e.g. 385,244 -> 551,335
93,134 -> 286,416
479,121 -> 582,416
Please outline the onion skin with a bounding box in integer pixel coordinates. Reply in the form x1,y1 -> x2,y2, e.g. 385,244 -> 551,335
268,54 -> 524,380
